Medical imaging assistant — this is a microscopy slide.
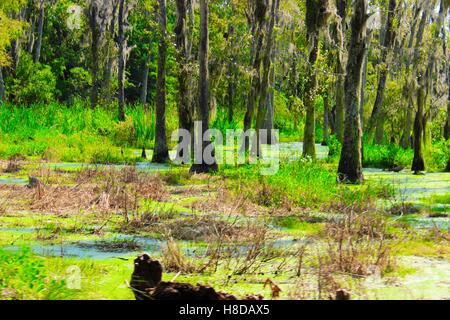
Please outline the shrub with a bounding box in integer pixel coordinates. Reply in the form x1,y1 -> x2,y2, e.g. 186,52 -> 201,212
7,54 -> 57,104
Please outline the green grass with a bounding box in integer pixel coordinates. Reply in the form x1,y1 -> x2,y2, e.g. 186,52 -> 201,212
0,103 -> 177,163
219,159 -> 382,209
0,248 -> 73,300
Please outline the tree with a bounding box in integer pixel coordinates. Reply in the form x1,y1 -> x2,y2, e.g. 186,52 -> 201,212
333,0 -> 348,142
243,0 -> 268,154
0,67 -> 4,103
0,0 -> 25,67
255,0 -> 279,156
117,0 -> 126,122
140,4 -> 153,106
33,0 -> 45,63
86,0 -> 114,108
189,0 -> 218,173
302,0 -> 330,159
367,0 -> 398,143
412,0 -> 448,173
0,0 -> 25,102
398,1 -> 421,149
337,0 -> 368,183
152,0 -> 169,163
102,0 -> 119,103
175,0 -> 194,161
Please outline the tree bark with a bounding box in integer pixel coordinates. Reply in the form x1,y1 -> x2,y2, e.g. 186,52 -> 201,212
337,0 -> 367,183
445,76 -> 450,139
117,0 -> 126,122
322,93 -> 330,145
152,0 -> 169,163
411,2 -> 445,172
243,0 -> 267,153
303,0 -> 328,159
88,4 -> 100,109
400,4 -> 421,149
0,67 -> 4,103
360,35 -> 369,128
226,24 -> 236,124
367,0 -> 397,140
409,6 -> 430,171
334,0 -> 348,142
175,0 -> 194,162
256,0 -> 278,156
412,85 -> 425,173
103,0 -> 119,103
227,73 -> 235,123
140,50 -> 151,106
190,0 -> 218,173
302,38 -> 318,159
445,21 -> 450,140
374,112 -> 385,144
33,1 -> 45,63
187,0 -> 194,57
27,14 -> 36,54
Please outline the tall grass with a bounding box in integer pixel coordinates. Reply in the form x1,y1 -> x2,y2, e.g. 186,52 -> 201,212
0,103 -> 163,163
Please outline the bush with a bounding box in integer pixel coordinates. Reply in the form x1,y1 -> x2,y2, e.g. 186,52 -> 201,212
7,54 -> 57,104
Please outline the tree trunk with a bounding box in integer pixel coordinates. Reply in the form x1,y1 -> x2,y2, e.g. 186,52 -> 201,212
117,0 -> 126,122
367,0 -> 397,140
445,88 -> 450,140
445,38 -> 450,140
400,4 -> 421,148
227,75 -> 235,123
360,36 -> 369,128
175,0 -> 194,162
226,24 -> 236,124
27,15 -> 36,54
255,0 -> 278,157
140,51 -> 151,106
11,39 -> 20,73
322,93 -> 330,146
243,0 -> 267,153
89,4 -> 100,109
400,101 -> 413,149
412,85 -> 425,173
190,0 -> 218,173
445,10 -> 450,140
103,1 -> 119,103
303,0 -> 327,159
263,66 -> 277,145
334,0 -> 348,142
187,0 -> 194,57
33,2 -> 45,63
411,2 -> 445,171
152,0 -> 169,163
302,41 -> 318,159
374,112 -> 385,144
337,0 -> 367,183
0,67 -> 4,103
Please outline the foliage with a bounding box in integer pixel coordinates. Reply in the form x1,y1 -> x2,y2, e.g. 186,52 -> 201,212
7,54 -> 58,104
0,248 -> 72,300
0,0 -> 26,67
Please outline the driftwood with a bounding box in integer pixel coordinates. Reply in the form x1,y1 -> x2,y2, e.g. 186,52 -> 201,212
130,253 -> 263,300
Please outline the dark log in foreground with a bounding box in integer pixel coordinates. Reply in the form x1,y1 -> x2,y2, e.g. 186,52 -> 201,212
130,254 -> 262,300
